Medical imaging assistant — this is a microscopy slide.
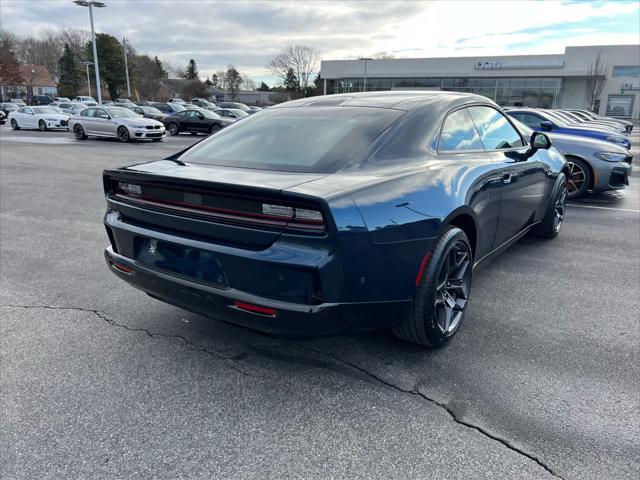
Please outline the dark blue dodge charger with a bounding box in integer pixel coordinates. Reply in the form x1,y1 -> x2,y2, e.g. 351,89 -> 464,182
103,92 -> 568,346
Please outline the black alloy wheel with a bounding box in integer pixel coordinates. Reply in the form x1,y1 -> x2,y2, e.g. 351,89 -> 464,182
167,123 -> 179,136
433,241 -> 472,336
209,124 -> 221,135
553,181 -> 568,234
393,227 -> 473,347
74,124 -> 87,140
117,126 -> 130,143
565,158 -> 591,198
38,120 -> 48,131
11,119 -> 19,130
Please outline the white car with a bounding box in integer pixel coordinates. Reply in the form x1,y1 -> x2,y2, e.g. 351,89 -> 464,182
8,106 -> 70,131
69,106 -> 166,142
75,96 -> 96,104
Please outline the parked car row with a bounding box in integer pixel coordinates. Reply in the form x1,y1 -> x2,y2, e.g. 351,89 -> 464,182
504,107 -> 633,198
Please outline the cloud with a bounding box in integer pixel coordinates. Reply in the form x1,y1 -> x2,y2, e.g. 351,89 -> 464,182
0,0 -> 638,85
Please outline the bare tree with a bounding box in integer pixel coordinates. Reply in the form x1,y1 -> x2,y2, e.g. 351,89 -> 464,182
585,53 -> 607,112
216,69 -> 227,90
242,77 -> 256,91
267,44 -> 318,92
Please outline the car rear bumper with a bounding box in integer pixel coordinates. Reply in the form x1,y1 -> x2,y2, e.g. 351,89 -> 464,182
104,246 -> 410,336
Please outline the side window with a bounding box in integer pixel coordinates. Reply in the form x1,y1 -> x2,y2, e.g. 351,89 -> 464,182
80,108 -> 92,117
513,113 -> 544,129
95,108 -> 109,118
186,111 -> 197,118
438,109 -> 484,152
467,106 -> 524,150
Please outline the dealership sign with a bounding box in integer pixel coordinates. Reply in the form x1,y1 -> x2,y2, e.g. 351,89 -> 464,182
621,82 -> 639,93
474,59 -> 565,70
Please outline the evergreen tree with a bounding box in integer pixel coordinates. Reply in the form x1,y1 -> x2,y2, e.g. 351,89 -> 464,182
154,56 -> 167,78
257,81 -> 270,91
210,73 -> 218,87
57,43 -> 80,97
284,67 -> 299,92
204,76 -> 213,86
86,33 -> 126,100
183,59 -> 198,80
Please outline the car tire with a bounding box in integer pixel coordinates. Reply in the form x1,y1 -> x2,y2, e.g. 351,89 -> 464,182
11,119 -> 19,130
73,124 -> 87,140
117,126 -> 130,143
38,120 -> 48,131
565,157 -> 591,199
393,226 -> 473,347
209,124 -> 221,135
533,173 -> 567,239
167,123 -> 179,136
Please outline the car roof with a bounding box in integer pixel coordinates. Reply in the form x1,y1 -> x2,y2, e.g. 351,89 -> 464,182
272,90 -> 495,111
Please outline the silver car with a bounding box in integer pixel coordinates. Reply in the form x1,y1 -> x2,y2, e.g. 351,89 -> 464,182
510,117 -> 632,198
69,106 -> 166,142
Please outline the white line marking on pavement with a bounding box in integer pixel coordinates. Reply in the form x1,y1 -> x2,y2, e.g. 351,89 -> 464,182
568,203 -> 640,213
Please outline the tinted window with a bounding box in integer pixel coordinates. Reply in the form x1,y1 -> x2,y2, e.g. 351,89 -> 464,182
508,112 -> 544,128
186,110 -> 201,118
438,109 -> 484,152
468,106 -> 523,150
179,107 -> 404,173
80,108 -> 92,117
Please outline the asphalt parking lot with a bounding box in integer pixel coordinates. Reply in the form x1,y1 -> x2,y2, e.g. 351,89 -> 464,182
1,126 -> 638,479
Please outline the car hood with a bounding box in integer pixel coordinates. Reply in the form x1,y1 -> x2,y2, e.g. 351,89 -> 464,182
121,117 -> 164,127
38,113 -> 69,119
547,132 -> 630,154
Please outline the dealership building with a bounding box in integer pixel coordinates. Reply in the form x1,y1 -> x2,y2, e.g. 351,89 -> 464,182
320,44 -> 640,119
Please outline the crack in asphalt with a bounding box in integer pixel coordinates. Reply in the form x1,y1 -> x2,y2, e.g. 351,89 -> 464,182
299,345 -> 564,480
0,304 -> 257,377
3,303 -> 563,478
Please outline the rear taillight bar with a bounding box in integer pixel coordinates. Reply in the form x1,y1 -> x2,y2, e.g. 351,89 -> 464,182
112,181 -> 326,233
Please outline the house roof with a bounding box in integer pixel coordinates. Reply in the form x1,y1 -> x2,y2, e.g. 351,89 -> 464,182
20,64 -> 56,87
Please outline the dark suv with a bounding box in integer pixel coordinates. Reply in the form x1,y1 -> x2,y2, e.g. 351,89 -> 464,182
32,95 -> 53,105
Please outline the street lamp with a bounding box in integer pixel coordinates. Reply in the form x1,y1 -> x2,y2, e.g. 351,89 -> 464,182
122,37 -> 131,98
74,0 -> 106,104
83,61 -> 93,97
359,57 -> 373,92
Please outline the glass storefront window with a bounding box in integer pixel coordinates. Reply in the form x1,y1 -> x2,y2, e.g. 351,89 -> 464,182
333,76 -> 563,108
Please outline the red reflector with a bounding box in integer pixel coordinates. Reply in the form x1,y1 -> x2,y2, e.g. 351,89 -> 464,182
415,252 -> 431,287
113,262 -> 134,274
234,301 -> 276,317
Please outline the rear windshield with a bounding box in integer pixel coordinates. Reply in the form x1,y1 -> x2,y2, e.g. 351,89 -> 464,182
178,107 -> 403,173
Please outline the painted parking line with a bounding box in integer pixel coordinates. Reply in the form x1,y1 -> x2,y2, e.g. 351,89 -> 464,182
567,203 -> 640,213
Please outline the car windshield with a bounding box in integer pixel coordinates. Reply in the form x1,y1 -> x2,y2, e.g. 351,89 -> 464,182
171,104 -> 186,111
229,109 -> 249,117
142,106 -> 163,115
3,103 -> 18,108
509,118 -> 534,138
107,107 -> 139,118
178,106 -> 404,173
537,111 -> 568,127
33,107 -> 57,114
201,109 -> 221,119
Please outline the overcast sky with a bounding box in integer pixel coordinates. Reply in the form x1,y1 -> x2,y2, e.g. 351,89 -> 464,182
1,0 -> 638,85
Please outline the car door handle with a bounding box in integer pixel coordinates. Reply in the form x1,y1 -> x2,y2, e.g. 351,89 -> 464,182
502,173 -> 512,184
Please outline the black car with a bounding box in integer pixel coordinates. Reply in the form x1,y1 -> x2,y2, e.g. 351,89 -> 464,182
103,92 -> 569,346
215,101 -> 251,112
151,102 -> 186,115
0,102 -> 20,115
129,105 -> 166,121
0,110 -> 6,125
32,95 -> 53,105
162,109 -> 232,136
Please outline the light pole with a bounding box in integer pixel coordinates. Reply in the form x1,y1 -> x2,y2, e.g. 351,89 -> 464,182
74,1 -> 105,104
359,57 -> 373,92
83,61 -> 93,97
122,37 -> 131,98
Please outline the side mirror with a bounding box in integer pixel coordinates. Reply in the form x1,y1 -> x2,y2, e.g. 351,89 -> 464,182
525,131 -> 552,160
99,113 -> 110,119
540,120 -> 553,131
